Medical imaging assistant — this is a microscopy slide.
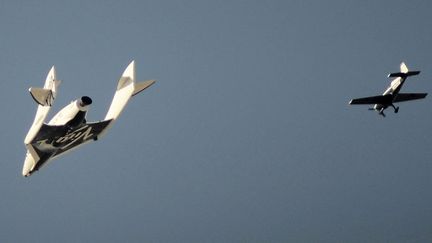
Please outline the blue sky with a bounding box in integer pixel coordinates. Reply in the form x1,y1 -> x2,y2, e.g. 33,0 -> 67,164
1,0 -> 432,242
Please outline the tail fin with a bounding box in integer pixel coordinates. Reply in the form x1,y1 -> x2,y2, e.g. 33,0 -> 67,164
104,61 -> 136,121
24,66 -> 61,144
388,62 -> 420,78
104,60 -> 156,121
400,62 -> 409,73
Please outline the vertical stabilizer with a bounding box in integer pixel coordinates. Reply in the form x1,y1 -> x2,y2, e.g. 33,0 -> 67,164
117,60 -> 135,90
104,61 -> 136,121
400,62 -> 409,74
123,60 -> 135,80
24,66 -> 61,144
101,60 -> 155,139
43,66 -> 60,98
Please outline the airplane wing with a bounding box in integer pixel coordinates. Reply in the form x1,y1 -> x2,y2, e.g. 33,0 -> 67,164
30,120 -> 113,158
393,93 -> 427,103
23,120 -> 112,175
349,95 -> 392,105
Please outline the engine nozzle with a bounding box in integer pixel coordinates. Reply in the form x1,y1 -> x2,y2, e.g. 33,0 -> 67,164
80,96 -> 92,107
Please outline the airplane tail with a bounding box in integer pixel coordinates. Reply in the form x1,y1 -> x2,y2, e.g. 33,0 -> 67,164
99,61 -> 155,138
388,62 -> 420,78
104,60 -> 156,121
24,66 -> 62,144
98,61 -> 156,137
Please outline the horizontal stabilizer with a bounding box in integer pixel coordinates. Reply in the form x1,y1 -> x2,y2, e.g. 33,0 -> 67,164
394,93 -> 427,103
388,71 -> 420,78
29,87 -> 54,106
132,80 -> 156,96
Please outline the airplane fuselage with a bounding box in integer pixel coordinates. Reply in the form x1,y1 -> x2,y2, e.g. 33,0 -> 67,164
373,77 -> 406,112
23,96 -> 93,176
49,96 -> 92,126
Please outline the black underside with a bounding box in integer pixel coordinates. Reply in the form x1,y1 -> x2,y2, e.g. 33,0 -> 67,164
29,119 -> 113,173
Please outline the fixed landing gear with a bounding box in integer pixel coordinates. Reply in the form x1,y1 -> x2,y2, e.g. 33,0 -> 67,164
369,107 -> 386,117
369,106 -> 400,117
390,104 -> 399,113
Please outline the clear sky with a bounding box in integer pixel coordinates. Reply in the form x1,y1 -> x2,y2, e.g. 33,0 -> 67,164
1,0 -> 432,242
